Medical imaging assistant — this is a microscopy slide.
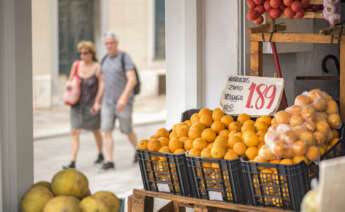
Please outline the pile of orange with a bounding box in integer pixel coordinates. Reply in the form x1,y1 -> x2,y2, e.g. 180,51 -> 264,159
258,89 -> 341,165
139,108 -> 274,164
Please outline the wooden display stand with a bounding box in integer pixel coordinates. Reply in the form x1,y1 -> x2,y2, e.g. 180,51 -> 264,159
249,0 -> 345,121
128,189 -> 292,212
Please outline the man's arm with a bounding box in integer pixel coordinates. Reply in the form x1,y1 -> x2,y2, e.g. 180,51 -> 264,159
117,70 -> 137,110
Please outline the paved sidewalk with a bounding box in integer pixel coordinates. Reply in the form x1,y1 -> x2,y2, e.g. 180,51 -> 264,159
33,95 -> 166,140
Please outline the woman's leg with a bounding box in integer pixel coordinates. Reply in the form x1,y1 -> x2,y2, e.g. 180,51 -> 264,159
92,129 -> 103,154
71,129 -> 81,162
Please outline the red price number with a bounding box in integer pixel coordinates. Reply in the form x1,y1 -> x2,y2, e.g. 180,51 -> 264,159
245,82 -> 277,110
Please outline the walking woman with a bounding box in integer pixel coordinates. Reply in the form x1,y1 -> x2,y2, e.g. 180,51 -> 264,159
64,41 -> 104,169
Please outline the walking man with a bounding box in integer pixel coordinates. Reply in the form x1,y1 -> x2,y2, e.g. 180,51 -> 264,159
100,32 -> 138,170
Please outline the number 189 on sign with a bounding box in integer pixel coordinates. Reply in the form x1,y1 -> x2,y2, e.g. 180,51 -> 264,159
245,83 -> 277,110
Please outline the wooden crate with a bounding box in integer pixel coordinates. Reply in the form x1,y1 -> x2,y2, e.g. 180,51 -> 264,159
128,189 -> 293,212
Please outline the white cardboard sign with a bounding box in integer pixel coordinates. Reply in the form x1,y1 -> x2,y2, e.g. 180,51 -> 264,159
220,75 -> 284,117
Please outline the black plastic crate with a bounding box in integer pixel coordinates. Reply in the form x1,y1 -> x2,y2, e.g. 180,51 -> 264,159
136,149 -> 193,196
186,156 -> 244,203
242,134 -> 345,211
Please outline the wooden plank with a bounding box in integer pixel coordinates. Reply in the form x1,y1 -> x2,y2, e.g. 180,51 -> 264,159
250,33 -> 345,44
158,201 -> 174,212
340,41 -> 345,122
128,195 -> 134,212
250,41 -> 263,76
279,12 -> 323,19
174,201 -> 186,212
133,189 -> 292,212
310,0 -> 323,4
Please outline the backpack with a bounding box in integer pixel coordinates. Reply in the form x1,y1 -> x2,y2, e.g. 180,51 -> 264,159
101,53 -> 141,95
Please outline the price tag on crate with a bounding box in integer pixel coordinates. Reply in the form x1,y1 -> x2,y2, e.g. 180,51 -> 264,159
220,75 -> 284,117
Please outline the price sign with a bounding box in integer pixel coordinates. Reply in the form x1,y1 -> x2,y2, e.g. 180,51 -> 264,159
220,75 -> 284,117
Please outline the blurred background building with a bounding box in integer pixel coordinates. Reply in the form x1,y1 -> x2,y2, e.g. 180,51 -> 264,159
32,0 -> 166,108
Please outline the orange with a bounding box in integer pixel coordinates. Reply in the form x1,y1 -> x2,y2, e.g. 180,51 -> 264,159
309,89 -> 324,100
243,119 -> 255,126
303,121 -> 316,131
174,149 -> 185,154
211,121 -> 225,133
293,156 -> 308,164
316,120 -> 330,133
158,137 -> 169,146
286,105 -> 302,115
237,114 -> 250,125
306,146 -> 320,161
289,115 -> 303,127
327,130 -> 334,143
224,151 -> 239,160
176,125 -> 189,138
257,116 -> 272,126
243,131 -> 259,147
207,143 -> 214,149
253,157 -> 267,163
190,113 -> 200,122
201,128 -> 217,142
233,142 -> 247,155
184,139 -> 193,150
258,146 -> 274,161
218,129 -> 230,138
199,114 -> 213,127
316,112 -> 328,122
257,130 -> 266,138
255,121 -> 268,131
138,139 -> 149,150
156,128 -> 170,138
272,141 -> 286,157
221,115 -> 234,126
192,138 -> 208,150
228,122 -> 241,131
281,131 -> 297,145
159,146 -> 170,154
233,132 -> 242,138
292,141 -> 307,156
211,146 -> 226,159
191,123 -> 206,131
169,132 -> 178,140
327,100 -> 338,114
149,135 -> 159,140
147,139 -> 161,152
229,130 -> 239,137
328,113 -> 341,129
270,159 -> 281,164
312,98 -> 327,112
184,120 -> 192,126
214,136 -> 228,149
280,158 -> 293,165
241,123 -> 255,132
245,147 -> 258,160
295,95 -> 311,106
188,127 -> 202,139
313,131 -> 326,145
169,138 -> 184,152
285,147 -> 295,158
199,108 -> 212,116
271,118 -> 277,125
201,148 -> 212,158
330,138 -> 340,146
301,106 -> 316,121
275,111 -> 291,124
188,148 -> 201,157
228,135 -> 242,148
212,109 -> 224,121
299,131 -> 314,145
179,137 -> 189,143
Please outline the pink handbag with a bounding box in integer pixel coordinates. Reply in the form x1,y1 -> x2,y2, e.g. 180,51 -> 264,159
63,61 -> 81,106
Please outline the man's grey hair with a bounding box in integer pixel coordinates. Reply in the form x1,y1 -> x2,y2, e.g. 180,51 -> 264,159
104,32 -> 119,41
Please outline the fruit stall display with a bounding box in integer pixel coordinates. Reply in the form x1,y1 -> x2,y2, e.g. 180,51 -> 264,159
136,89 -> 345,210
21,169 -> 122,212
247,0 -> 341,25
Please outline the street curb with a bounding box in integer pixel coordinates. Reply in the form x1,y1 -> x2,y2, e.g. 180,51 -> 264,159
34,119 -> 166,141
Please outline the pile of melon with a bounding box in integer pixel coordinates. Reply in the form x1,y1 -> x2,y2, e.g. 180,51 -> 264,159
21,169 -> 120,212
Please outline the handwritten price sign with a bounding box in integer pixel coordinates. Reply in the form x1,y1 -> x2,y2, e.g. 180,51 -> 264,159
220,75 -> 284,116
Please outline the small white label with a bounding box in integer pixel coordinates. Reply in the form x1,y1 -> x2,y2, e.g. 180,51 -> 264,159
157,183 -> 170,192
208,191 -> 223,201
